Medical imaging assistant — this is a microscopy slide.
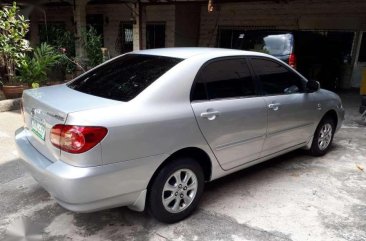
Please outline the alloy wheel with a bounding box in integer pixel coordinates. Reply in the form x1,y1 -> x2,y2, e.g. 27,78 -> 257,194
162,169 -> 198,213
318,123 -> 333,150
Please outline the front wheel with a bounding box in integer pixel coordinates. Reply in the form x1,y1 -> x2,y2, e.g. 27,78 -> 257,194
148,157 -> 204,223
309,117 -> 335,156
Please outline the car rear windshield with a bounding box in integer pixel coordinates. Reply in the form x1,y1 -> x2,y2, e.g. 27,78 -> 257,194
67,54 -> 183,101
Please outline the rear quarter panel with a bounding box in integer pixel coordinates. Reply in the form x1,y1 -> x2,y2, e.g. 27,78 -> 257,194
66,102 -> 212,165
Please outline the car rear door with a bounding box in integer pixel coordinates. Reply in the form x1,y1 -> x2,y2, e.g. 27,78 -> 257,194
190,57 -> 267,170
249,57 -> 316,157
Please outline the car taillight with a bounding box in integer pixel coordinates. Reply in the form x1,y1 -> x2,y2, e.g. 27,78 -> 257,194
50,125 -> 108,154
289,53 -> 296,69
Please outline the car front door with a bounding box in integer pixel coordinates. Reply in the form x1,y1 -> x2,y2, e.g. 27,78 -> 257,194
249,57 -> 316,157
191,57 -> 267,170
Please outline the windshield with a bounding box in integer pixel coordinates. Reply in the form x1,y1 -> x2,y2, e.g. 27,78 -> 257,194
68,54 -> 182,101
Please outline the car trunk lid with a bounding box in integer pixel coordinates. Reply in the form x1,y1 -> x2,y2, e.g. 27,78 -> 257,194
22,84 -> 122,162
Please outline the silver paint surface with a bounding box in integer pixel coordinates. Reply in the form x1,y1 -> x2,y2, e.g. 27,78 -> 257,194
15,48 -> 344,212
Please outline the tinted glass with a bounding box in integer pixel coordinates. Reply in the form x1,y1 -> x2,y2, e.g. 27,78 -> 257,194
68,54 -> 182,101
251,58 -> 304,95
191,81 -> 207,101
193,59 -> 255,100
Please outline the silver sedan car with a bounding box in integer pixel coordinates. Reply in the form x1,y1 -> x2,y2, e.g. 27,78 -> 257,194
15,48 -> 344,223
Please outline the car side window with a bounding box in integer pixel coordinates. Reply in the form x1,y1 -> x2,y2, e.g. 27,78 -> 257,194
192,58 -> 255,101
250,58 -> 304,95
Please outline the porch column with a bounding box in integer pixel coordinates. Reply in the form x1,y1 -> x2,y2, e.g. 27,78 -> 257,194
74,0 -> 87,61
133,2 -> 142,51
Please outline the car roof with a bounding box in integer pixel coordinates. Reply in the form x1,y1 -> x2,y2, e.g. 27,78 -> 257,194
133,47 -> 269,59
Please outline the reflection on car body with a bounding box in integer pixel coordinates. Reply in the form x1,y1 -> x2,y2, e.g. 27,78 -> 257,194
15,48 -> 344,223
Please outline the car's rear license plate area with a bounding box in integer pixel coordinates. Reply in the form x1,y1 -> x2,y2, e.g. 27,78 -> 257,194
31,119 -> 46,141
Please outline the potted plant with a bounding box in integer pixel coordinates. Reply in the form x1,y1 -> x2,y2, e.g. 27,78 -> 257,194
17,43 -> 61,87
0,2 -> 31,98
82,27 -> 103,69
40,26 -> 77,81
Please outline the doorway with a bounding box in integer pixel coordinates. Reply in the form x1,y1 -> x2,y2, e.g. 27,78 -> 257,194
86,14 -> 104,46
146,22 -> 165,49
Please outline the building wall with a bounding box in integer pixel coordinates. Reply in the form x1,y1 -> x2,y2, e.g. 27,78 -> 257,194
86,3 -> 133,57
199,0 -> 366,47
142,5 -> 176,49
27,1 -> 366,88
198,0 -> 366,88
175,4 -> 201,47
29,4 -> 133,57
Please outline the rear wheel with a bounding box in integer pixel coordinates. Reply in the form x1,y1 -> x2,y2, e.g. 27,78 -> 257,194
148,157 -> 204,223
309,117 -> 335,156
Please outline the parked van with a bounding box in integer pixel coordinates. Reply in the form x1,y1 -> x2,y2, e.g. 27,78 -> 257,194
238,32 -> 295,68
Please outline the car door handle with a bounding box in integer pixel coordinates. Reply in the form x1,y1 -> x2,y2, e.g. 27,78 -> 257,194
200,110 -> 220,120
268,103 -> 280,111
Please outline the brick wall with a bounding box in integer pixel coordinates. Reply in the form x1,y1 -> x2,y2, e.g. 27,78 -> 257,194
199,0 -> 366,47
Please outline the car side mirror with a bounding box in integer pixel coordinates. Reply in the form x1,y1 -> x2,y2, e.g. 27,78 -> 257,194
306,80 -> 320,92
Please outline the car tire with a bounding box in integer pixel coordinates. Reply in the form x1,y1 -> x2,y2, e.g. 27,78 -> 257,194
309,117 -> 335,156
148,157 -> 204,223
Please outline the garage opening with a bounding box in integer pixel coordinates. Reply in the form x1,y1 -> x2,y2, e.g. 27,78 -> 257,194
217,28 -> 355,90
295,31 -> 354,90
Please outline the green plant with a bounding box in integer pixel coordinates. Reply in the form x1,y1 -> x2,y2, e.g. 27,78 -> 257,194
82,27 -> 103,67
0,2 -> 31,85
40,25 -> 77,74
17,43 -> 62,86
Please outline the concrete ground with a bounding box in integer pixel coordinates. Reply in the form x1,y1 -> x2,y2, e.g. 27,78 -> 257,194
0,92 -> 365,241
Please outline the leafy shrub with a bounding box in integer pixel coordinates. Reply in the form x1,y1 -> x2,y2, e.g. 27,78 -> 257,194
0,2 -> 31,85
82,27 -> 103,67
17,43 -> 61,86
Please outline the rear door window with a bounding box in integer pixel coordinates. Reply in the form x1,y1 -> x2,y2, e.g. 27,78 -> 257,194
68,54 -> 182,101
192,58 -> 256,101
250,58 -> 304,95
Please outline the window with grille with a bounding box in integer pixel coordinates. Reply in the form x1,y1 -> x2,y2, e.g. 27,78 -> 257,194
116,22 -> 133,54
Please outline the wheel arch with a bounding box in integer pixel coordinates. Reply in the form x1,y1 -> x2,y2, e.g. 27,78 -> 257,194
321,109 -> 338,128
304,109 -> 339,150
147,147 -> 212,192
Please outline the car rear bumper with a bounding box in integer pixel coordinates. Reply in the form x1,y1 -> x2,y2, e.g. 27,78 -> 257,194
15,127 -> 166,212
